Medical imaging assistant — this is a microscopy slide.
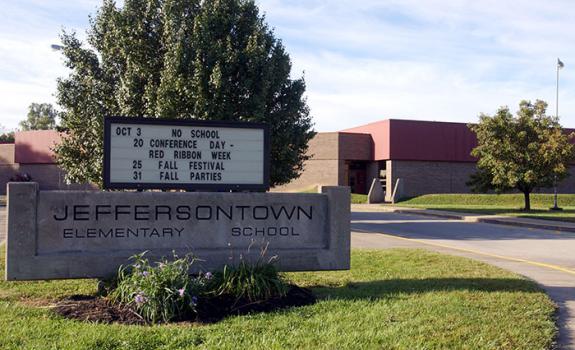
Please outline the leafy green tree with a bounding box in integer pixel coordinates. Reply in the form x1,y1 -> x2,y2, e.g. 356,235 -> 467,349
0,124 -> 14,142
468,100 -> 574,210
54,0 -> 314,187
0,132 -> 14,143
20,103 -> 58,131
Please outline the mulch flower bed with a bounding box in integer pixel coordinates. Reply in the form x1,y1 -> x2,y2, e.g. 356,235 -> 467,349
53,285 -> 315,325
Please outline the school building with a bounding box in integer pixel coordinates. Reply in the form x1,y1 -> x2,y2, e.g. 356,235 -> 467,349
0,130 -> 94,195
1,119 -> 574,200
278,119 -> 575,201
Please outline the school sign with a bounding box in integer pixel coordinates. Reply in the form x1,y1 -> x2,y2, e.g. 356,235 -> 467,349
5,118 -> 350,281
104,117 -> 270,191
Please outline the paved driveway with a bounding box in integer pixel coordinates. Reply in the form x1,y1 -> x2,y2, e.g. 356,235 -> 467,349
352,210 -> 575,350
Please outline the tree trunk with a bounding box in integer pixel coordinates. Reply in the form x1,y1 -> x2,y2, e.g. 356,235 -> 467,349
523,191 -> 531,211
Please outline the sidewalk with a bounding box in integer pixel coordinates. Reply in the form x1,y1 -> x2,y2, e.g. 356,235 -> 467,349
352,203 -> 575,233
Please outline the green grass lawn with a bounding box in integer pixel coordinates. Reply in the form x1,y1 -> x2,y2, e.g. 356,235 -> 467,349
395,194 -> 575,222
0,245 -> 556,349
351,193 -> 368,204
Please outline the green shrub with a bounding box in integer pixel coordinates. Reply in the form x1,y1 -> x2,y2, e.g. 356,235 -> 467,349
108,251 -> 290,323
209,258 -> 288,302
109,252 -> 209,323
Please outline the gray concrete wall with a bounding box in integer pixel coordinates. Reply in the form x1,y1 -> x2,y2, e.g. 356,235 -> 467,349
560,171 -> 575,193
386,160 -> 575,200
385,160 -> 394,202
6,183 -> 350,280
366,161 -> 380,193
388,160 -> 477,200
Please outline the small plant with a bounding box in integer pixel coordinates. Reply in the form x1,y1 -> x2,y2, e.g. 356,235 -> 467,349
107,247 -> 291,324
209,256 -> 288,302
109,252 -> 209,323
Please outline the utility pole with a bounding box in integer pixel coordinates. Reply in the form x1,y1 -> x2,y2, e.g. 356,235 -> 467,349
551,58 -> 564,211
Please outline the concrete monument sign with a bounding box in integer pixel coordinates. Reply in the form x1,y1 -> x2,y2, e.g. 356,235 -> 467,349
5,183 -> 350,280
104,117 -> 270,191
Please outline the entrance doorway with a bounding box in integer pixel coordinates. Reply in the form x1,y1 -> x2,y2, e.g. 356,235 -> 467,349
347,161 -> 368,194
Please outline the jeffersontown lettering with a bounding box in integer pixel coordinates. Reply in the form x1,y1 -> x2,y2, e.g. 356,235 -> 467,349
53,204 -> 313,222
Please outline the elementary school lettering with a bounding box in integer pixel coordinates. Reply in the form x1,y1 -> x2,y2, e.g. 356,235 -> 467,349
52,204 -> 312,240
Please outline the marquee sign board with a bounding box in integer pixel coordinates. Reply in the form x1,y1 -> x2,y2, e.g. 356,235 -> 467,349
103,117 -> 270,191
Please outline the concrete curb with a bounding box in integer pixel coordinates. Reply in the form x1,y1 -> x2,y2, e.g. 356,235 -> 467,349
474,217 -> 575,233
391,208 -> 467,220
351,204 -> 575,233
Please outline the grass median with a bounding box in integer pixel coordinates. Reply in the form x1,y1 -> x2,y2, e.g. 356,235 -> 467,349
0,245 -> 556,349
395,193 -> 575,222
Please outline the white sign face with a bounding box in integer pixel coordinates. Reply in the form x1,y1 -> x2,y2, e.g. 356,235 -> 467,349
104,117 -> 269,191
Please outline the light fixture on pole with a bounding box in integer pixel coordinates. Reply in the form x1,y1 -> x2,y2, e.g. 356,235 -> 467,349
551,58 -> 564,211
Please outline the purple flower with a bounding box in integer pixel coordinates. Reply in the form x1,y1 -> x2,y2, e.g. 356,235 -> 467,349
135,292 -> 147,305
205,272 -> 213,280
141,271 -> 149,277
178,288 -> 185,297
191,296 -> 198,305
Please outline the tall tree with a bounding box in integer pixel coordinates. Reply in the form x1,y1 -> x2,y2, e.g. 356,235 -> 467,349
20,103 -> 58,131
468,100 -> 574,210
0,132 -> 14,143
54,0 -> 314,187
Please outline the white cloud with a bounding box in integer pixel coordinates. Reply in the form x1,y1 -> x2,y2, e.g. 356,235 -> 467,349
0,1 -> 96,129
292,52 -> 557,131
255,0 -> 575,130
1,0 -> 575,132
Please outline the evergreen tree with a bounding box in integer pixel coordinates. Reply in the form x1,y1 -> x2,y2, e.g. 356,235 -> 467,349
55,0 -> 314,187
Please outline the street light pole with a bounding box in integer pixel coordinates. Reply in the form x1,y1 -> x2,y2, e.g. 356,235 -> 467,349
551,58 -> 564,211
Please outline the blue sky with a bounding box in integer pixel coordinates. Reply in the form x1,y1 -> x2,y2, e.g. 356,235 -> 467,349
1,0 -> 574,133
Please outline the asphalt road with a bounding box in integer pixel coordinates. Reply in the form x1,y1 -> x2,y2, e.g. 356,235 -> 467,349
352,210 -> 575,350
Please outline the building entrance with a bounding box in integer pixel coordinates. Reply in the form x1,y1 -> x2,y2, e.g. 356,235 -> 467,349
347,161 -> 368,194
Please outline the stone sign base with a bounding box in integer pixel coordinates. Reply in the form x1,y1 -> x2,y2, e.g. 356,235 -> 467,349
5,183 -> 350,280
